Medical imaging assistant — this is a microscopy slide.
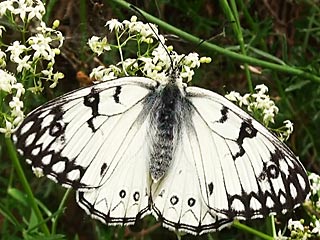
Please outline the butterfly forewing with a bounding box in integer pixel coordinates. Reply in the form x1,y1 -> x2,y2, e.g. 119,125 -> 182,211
14,77 -> 158,189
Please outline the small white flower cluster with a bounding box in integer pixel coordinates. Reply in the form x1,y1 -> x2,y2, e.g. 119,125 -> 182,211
284,218 -> 320,239
225,84 -> 279,124
309,173 -> 320,196
288,219 -> 305,232
0,70 -> 24,136
88,36 -> 111,56
287,219 -> 311,239
225,84 -> 293,140
0,0 -> 45,22
0,0 -> 64,137
88,16 -> 211,84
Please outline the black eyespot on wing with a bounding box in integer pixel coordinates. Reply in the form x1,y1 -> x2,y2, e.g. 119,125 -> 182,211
119,190 -> 126,198
170,196 -> 179,205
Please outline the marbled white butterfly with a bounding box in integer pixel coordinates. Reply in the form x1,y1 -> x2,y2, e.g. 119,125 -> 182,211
13,70 -> 310,234
12,16 -> 310,234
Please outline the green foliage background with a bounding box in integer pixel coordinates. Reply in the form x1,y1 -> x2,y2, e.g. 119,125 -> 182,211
1,0 -> 319,239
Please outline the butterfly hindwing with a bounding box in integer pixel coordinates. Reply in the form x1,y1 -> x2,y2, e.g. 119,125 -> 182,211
76,106 -> 152,224
151,122 -> 233,234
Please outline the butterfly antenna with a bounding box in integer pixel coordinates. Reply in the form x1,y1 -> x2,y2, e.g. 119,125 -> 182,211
130,5 -> 175,72
174,20 -> 235,72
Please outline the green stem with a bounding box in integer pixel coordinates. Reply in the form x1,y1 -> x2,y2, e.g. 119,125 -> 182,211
220,0 -> 253,92
43,0 -> 59,23
110,0 -> 320,84
270,215 -> 276,237
302,9 -> 315,54
116,30 -> 127,75
79,0 -> 88,62
51,189 -> 71,234
5,137 -> 50,236
232,221 -> 274,240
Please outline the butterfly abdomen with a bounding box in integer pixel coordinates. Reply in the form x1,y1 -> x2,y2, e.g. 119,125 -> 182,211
149,83 -> 183,182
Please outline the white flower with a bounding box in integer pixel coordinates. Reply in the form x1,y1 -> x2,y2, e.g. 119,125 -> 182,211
139,57 -> 156,73
12,82 -> 25,98
41,68 -> 64,88
106,19 -> 123,32
13,113 -> 24,126
101,71 -> 117,81
7,41 -> 28,62
152,45 -> 171,70
89,65 -> 119,82
275,230 -> 288,240
0,0 -> 14,17
29,33 -> 55,60
16,55 -> 31,72
183,52 -> 200,68
89,66 -> 107,81
0,49 -> 6,67
180,65 -> 194,82
27,0 -> 45,21
263,108 -> 276,124
9,96 -> 24,111
34,22 -> 64,48
288,219 -> 304,231
312,220 -> 320,235
284,120 -> 293,134
0,25 -> 5,37
147,70 -> 169,84
238,93 -> 250,106
126,17 -> 158,40
309,173 -> 320,195
0,69 -> 16,92
309,173 -> 320,182
0,120 -> 14,137
131,15 -> 137,22
12,0 -> 30,21
88,36 -> 111,55
120,58 -> 138,71
225,91 -> 241,102
255,84 -> 268,94
252,94 -> 269,108
49,72 -> 64,88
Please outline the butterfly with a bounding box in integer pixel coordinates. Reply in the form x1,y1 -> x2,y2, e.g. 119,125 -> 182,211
13,70 -> 310,235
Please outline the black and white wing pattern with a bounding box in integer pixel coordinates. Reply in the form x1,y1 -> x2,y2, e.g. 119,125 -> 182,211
13,77 -> 158,223
150,85 -> 310,234
13,75 -> 310,235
